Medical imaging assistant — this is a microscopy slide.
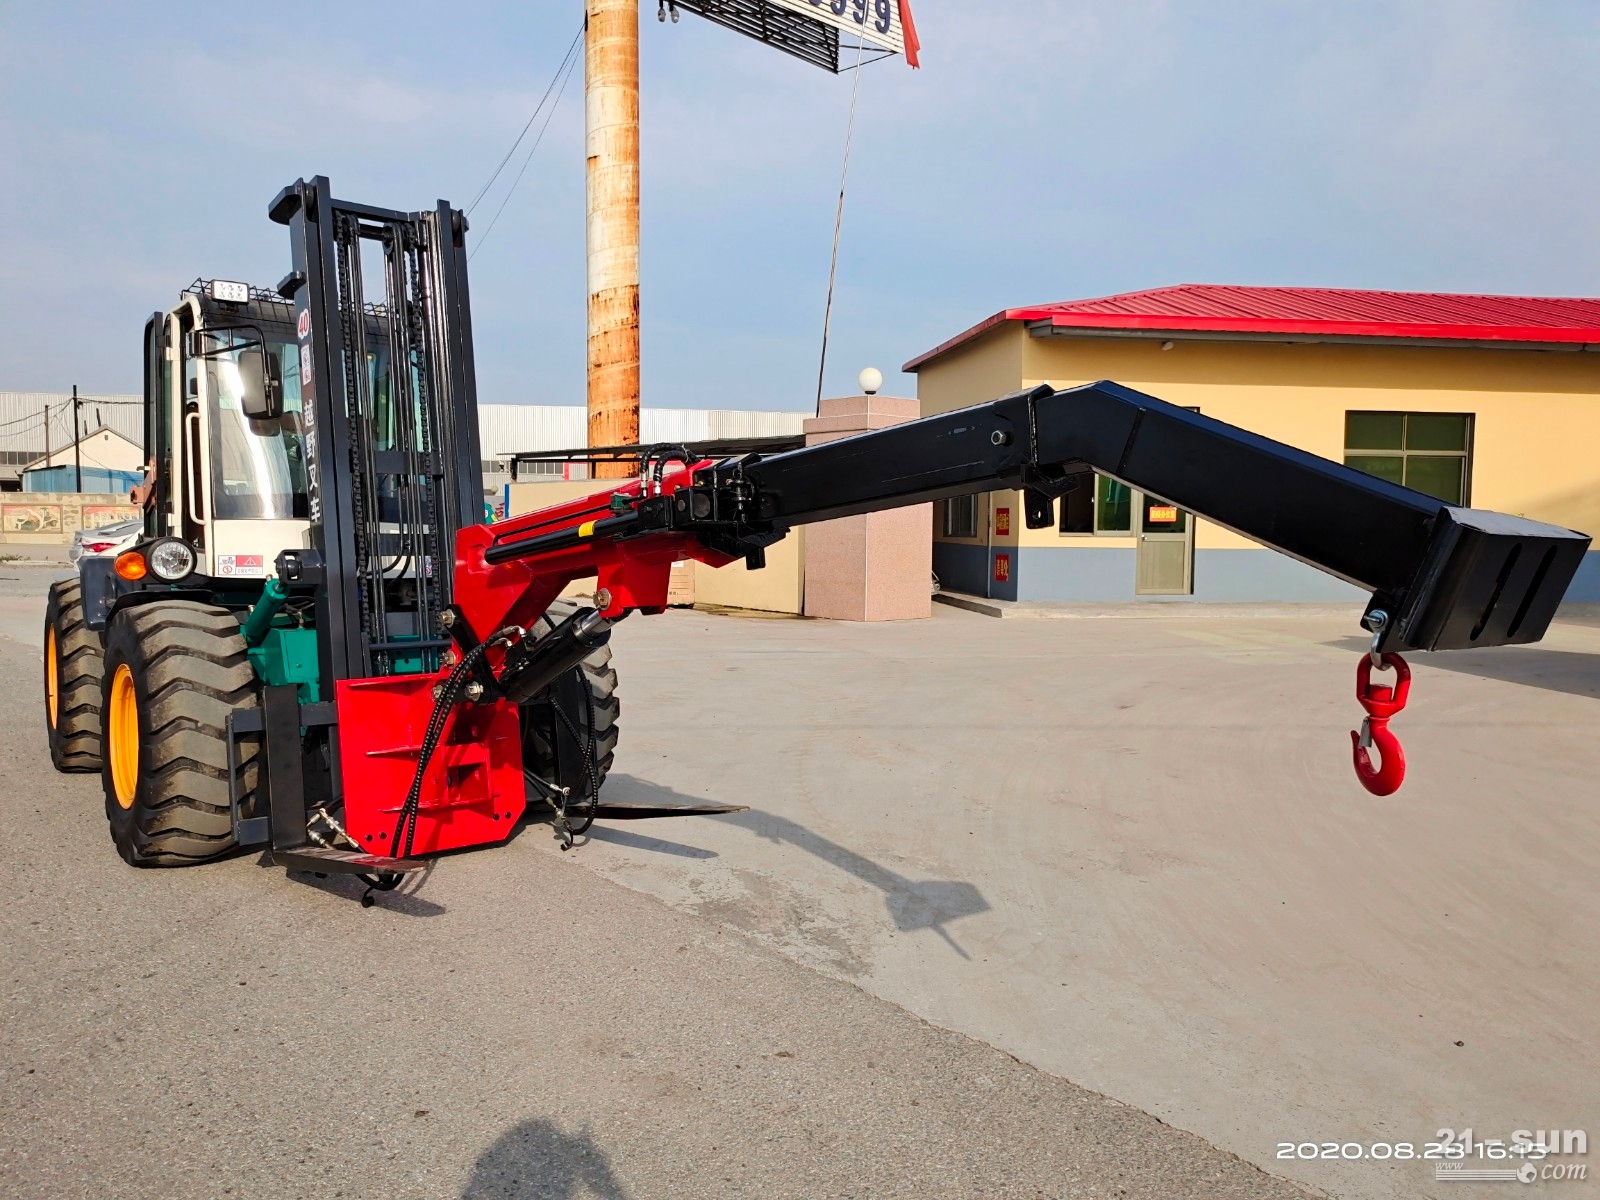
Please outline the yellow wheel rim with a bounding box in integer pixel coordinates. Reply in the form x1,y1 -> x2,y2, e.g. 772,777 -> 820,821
109,663 -> 140,810
45,626 -> 59,729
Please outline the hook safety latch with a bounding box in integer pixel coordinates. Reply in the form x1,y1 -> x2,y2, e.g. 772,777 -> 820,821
1351,652 -> 1411,796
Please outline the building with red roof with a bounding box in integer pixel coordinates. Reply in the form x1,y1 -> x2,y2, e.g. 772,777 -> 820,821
905,285 -> 1600,604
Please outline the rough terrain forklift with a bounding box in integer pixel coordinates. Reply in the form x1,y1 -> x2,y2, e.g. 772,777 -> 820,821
42,177 -> 1591,900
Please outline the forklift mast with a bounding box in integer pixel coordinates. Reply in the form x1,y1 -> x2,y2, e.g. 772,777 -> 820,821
268,176 -> 484,688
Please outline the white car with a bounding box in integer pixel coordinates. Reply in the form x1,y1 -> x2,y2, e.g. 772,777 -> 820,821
69,518 -> 143,565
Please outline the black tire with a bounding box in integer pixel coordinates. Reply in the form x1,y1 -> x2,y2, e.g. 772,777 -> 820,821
521,598 -> 620,795
45,578 -> 104,772
101,601 -> 259,868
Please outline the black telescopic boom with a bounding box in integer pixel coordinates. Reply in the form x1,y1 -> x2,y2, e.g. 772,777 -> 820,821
700,382 -> 1588,654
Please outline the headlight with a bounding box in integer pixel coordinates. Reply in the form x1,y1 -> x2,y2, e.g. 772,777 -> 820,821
148,538 -> 197,581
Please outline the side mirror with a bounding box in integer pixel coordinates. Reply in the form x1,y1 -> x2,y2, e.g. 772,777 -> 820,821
239,346 -> 282,420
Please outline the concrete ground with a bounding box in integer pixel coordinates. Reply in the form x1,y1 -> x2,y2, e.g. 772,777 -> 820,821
0,543 -> 72,568
0,565 -> 1310,1200
552,602 -> 1600,1200
1,565 -> 1594,1198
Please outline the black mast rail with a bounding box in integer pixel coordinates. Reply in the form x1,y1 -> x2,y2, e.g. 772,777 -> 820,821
269,177 -> 484,684
559,381 -> 1586,654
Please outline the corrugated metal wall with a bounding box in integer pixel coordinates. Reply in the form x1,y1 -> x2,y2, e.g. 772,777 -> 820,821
0,393 -> 143,460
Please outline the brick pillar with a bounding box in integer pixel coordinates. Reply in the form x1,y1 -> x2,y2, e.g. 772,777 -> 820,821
801,395 -> 932,621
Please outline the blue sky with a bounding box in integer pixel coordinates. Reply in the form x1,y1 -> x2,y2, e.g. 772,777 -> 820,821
2,1 -> 1597,410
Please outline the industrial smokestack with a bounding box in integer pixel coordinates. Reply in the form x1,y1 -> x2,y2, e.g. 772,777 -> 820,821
585,0 -> 641,478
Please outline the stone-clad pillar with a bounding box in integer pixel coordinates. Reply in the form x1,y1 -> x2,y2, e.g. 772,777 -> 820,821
801,395 -> 931,621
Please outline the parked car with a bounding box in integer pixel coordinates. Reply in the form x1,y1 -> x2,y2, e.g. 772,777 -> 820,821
69,518 -> 143,565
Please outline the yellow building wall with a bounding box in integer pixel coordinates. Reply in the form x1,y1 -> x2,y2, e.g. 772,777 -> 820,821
921,326 -> 1600,553
692,527 -> 805,614
505,480 -> 614,513
916,325 -> 1025,420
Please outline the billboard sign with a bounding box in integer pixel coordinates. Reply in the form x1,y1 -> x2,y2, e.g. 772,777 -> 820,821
669,0 -> 919,73
767,0 -> 915,60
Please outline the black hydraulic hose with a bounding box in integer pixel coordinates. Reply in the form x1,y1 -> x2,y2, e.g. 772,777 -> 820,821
391,626 -> 522,858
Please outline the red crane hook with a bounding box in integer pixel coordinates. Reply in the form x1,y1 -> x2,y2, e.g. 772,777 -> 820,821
1351,652 -> 1410,796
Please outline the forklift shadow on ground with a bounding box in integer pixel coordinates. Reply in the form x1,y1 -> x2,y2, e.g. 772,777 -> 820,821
583,824 -> 719,859
1325,636 -> 1600,700
461,1118 -> 627,1200
591,774 -> 991,959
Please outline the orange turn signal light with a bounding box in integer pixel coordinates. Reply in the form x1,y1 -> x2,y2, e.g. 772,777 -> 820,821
114,551 -> 148,581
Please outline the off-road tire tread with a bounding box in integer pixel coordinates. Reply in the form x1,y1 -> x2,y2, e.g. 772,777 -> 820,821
46,579 -> 104,771
104,601 -> 259,868
524,598 -> 620,791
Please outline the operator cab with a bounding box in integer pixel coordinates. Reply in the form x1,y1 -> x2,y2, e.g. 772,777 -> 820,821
141,279 -> 404,582
141,280 -> 308,578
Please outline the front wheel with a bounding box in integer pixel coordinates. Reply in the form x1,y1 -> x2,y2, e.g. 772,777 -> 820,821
101,601 -> 260,867
44,578 -> 103,772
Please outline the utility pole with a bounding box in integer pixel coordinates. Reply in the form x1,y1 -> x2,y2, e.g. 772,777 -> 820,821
585,0 -> 641,479
72,385 -> 82,493
43,402 -> 50,477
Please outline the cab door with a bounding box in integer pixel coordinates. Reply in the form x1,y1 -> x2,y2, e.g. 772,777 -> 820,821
140,313 -> 166,538
176,309 -> 212,553
141,308 -> 199,545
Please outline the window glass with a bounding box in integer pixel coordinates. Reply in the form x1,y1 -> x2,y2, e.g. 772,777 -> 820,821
1403,456 -> 1465,504
1345,454 -> 1405,486
1095,476 -> 1133,533
202,330 -> 309,520
1344,411 -> 1471,505
941,494 -> 978,539
1058,474 -> 1093,533
1405,413 -> 1468,451
1346,411 -> 1404,450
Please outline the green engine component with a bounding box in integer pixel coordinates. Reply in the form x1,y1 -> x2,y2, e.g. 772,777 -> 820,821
248,627 -> 322,703
385,634 -> 428,675
242,578 -> 321,702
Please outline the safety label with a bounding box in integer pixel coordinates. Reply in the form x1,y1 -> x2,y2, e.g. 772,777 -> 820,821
216,554 -> 266,578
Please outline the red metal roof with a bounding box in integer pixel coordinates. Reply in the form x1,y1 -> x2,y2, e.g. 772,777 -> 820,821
903,284 -> 1600,371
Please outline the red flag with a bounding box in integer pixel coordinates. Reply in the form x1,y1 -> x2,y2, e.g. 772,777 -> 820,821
898,0 -> 921,68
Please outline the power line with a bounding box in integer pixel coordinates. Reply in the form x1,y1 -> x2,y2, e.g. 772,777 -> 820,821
814,36 -> 868,413
0,412 -> 43,432
469,42 -> 582,260
466,24 -> 584,217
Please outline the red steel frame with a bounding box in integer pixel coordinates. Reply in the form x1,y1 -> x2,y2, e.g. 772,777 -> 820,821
335,464 -> 730,855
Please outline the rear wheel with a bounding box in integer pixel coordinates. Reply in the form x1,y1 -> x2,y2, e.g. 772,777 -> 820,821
521,599 -> 620,796
44,579 -> 103,772
101,601 -> 259,867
